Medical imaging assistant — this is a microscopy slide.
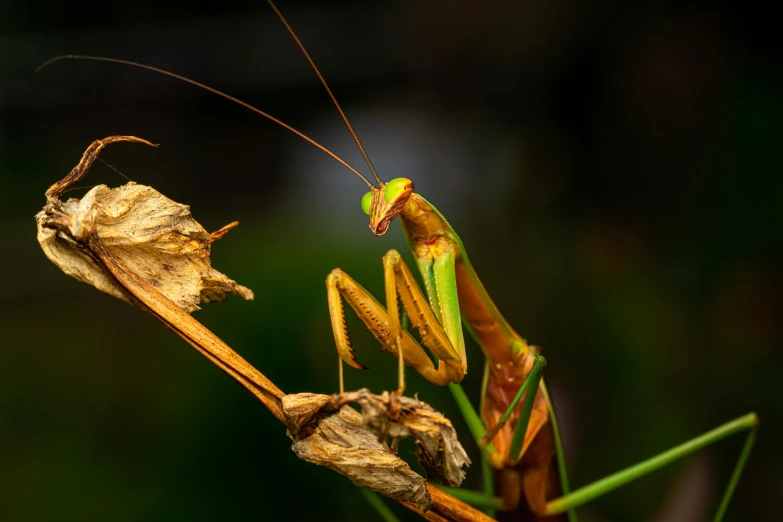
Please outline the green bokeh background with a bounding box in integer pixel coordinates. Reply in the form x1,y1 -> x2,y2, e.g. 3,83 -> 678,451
1,1 -> 781,521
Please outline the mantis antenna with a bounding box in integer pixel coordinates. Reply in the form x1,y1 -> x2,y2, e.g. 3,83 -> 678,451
35,55 -> 375,189
267,0 -> 383,186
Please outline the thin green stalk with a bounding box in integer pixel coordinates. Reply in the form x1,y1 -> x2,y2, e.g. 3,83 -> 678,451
437,485 -> 505,510
481,452 -> 497,518
361,488 -> 402,522
448,383 -> 495,455
478,359 -> 497,517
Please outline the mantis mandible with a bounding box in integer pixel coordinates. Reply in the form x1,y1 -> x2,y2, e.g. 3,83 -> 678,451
37,1 -> 758,519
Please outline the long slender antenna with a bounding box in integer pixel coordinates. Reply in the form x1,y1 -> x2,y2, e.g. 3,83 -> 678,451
35,55 -> 375,189
267,0 -> 383,186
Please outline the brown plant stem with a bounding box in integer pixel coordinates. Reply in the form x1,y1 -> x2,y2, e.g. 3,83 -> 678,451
89,234 -> 286,419
95,236 -> 493,521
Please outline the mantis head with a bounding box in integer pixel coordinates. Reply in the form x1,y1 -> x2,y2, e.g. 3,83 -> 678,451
361,177 -> 414,236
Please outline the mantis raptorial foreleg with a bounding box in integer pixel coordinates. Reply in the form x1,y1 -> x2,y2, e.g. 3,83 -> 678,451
326,249 -> 464,393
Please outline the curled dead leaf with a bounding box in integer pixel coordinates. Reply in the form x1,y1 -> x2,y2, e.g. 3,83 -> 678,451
282,389 -> 471,513
328,389 -> 471,488
36,136 -> 252,313
282,392 -> 433,512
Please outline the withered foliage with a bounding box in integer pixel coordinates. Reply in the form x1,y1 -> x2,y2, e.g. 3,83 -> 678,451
283,393 -> 434,512
36,136 -> 252,313
282,389 -> 471,513
328,389 -> 471,488
35,136 -> 284,420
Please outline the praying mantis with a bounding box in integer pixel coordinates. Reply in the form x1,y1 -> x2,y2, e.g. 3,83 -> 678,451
37,1 -> 758,519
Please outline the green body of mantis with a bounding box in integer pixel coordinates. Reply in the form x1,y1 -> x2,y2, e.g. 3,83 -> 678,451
37,1 -> 759,519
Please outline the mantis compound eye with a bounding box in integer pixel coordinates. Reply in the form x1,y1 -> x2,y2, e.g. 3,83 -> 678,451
361,191 -> 373,215
384,178 -> 414,204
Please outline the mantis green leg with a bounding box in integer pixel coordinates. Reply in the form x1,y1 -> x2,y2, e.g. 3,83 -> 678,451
480,356 -> 547,454
543,412 -> 758,519
507,356 -> 546,462
540,381 -> 577,522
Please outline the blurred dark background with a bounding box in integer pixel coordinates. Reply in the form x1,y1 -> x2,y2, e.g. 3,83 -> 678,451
1,0 -> 781,520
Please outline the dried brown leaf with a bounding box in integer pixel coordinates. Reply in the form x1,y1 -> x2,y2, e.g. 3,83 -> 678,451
35,136 -> 285,422
283,393 -> 433,512
328,389 -> 471,487
36,138 -> 251,313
